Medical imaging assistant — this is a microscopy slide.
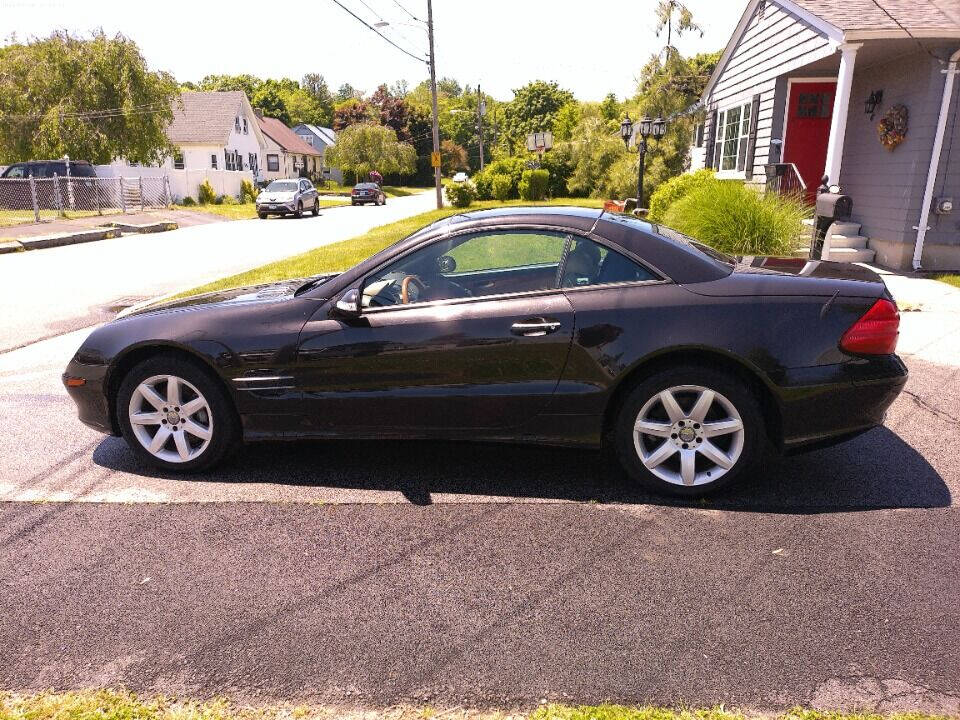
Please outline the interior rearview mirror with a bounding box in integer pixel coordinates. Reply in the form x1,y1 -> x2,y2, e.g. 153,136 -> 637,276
334,288 -> 361,316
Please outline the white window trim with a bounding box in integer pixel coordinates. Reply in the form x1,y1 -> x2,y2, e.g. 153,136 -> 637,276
713,99 -> 753,179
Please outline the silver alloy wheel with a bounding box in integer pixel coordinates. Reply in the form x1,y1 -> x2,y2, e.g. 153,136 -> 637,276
632,384 -> 745,487
128,374 -> 213,463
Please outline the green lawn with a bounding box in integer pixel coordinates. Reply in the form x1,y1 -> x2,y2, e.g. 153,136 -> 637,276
934,273 -> 960,290
0,691 -> 953,720
173,199 -> 349,220
173,198 -> 604,300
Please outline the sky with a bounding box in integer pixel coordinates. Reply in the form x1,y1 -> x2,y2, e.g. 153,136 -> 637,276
0,0 -> 743,102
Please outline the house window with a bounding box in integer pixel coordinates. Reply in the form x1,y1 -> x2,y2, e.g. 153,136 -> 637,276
235,116 -> 241,133
249,153 -> 258,173
797,92 -> 832,118
267,154 -> 279,172
713,100 -> 752,174
173,149 -> 184,169
243,118 -> 248,134
694,122 -> 705,148
304,135 -> 314,146
211,154 -> 218,169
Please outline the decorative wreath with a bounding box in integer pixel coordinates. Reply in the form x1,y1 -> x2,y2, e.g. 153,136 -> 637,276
877,104 -> 908,150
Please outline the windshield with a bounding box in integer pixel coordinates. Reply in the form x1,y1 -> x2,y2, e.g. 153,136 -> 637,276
266,181 -> 298,192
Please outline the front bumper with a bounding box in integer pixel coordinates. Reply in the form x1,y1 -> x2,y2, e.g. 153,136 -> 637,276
774,354 -> 908,453
257,201 -> 296,213
63,359 -> 115,435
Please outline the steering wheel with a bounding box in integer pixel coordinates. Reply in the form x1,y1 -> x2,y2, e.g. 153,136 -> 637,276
401,275 -> 426,304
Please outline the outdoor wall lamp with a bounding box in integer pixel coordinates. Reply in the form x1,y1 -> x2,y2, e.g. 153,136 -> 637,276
865,90 -> 883,120
620,113 -> 668,206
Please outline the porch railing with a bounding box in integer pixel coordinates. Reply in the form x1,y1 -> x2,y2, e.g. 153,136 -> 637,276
764,163 -> 806,198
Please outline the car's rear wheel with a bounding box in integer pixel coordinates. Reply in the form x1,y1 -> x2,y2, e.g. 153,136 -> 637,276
312,199 -> 319,216
294,201 -> 303,218
614,365 -> 763,496
117,354 -> 239,472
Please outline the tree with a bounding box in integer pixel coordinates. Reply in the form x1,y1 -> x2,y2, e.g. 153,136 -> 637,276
501,81 -> 575,152
334,83 -> 362,102
333,98 -> 373,130
301,73 -> 334,124
196,73 -> 262,97
326,123 -> 416,184
655,1 -> 704,58
440,139 -> 468,175
250,80 -> 291,124
370,84 -> 414,141
0,31 -> 179,164
553,102 -> 582,142
599,93 -> 621,122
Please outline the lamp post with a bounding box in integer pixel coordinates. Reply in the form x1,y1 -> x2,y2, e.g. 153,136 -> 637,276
620,113 -> 667,208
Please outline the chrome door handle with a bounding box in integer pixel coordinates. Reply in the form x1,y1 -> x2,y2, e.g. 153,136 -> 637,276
511,320 -> 562,336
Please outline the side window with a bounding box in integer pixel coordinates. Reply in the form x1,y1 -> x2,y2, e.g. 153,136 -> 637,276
362,230 -> 568,308
4,165 -> 26,178
561,238 -> 656,288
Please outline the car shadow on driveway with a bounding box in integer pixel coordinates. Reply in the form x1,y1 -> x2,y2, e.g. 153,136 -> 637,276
93,425 -> 951,513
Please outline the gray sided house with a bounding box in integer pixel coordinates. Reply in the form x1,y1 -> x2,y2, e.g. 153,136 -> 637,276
693,0 -> 960,270
292,124 -> 342,184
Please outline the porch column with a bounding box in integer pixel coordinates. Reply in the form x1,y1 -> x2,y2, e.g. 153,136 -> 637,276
823,42 -> 862,186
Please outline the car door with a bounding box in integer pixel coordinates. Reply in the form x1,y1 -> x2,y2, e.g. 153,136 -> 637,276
295,228 -> 578,434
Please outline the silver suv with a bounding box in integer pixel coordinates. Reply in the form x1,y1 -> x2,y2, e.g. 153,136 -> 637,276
256,178 -> 319,218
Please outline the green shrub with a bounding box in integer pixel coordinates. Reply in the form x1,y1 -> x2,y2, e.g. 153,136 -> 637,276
446,180 -> 477,208
519,169 -> 550,201
240,178 -> 258,204
647,169 -> 715,222
197,179 -> 216,205
213,194 -> 225,205
491,174 -> 513,202
662,180 -> 810,256
221,195 -> 239,205
180,196 -> 196,206
474,157 -> 526,200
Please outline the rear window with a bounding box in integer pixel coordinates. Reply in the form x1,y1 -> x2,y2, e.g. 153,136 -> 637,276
655,225 -> 737,266
355,183 -> 378,189
70,164 -> 96,177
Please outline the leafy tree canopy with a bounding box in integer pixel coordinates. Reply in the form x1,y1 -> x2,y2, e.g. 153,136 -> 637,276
501,80 -> 575,152
326,123 -> 416,183
0,30 -> 179,164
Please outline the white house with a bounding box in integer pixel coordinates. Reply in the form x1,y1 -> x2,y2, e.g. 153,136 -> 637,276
292,124 -> 343,183
255,112 -> 325,182
101,91 -> 268,201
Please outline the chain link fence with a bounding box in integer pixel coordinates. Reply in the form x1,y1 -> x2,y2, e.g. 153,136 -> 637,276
0,175 -> 171,228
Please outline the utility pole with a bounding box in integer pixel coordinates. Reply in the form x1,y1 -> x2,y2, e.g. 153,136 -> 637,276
477,84 -> 485,171
426,0 -> 442,208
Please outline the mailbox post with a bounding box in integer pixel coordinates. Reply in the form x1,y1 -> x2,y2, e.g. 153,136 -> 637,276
810,191 -> 853,260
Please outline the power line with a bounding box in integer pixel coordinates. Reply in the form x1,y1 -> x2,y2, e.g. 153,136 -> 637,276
868,0 -> 944,62
354,0 -> 384,21
328,0 -> 427,64
2,102 -> 172,122
390,0 -> 423,23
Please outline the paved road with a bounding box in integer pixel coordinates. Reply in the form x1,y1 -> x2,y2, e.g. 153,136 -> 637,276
0,192 -> 435,352
1,235 -> 959,710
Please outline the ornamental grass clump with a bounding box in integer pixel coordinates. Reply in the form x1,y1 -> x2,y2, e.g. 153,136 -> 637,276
647,168 -> 715,222
662,180 -> 810,257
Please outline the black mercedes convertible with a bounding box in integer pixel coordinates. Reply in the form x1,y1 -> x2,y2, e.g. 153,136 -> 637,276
64,206 -> 906,496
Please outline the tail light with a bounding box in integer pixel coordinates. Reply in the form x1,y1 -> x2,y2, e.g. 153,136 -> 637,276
840,298 -> 900,355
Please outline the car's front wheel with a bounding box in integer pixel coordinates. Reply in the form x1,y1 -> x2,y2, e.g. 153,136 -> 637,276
257,211 -> 267,219
294,201 -> 303,218
614,365 -> 763,496
117,354 -> 239,472
312,199 -> 319,216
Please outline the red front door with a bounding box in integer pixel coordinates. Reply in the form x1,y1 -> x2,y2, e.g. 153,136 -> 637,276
783,80 -> 836,203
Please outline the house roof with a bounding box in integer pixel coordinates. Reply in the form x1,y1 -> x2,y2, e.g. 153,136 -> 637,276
257,115 -> 322,156
788,0 -> 960,33
167,91 -> 248,144
296,124 -> 337,146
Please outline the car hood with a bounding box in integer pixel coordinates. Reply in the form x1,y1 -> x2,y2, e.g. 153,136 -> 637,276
259,192 -> 296,202
123,275 -> 338,317
684,257 -> 888,298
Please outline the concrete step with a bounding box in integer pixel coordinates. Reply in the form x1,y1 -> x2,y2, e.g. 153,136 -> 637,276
802,218 -> 815,227
828,221 -> 862,236
826,246 -> 876,263
828,234 -> 869,249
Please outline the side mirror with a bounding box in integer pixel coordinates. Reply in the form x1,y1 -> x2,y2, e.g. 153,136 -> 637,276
334,287 -> 361,316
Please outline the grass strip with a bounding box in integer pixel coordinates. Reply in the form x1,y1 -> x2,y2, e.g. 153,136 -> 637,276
933,274 -> 960,290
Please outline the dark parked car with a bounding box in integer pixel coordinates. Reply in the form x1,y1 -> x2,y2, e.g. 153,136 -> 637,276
63,206 -> 906,496
1,160 -> 97,179
351,182 -> 386,206
1,160 -> 98,211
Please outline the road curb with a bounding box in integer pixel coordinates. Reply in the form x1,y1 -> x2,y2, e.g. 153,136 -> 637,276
103,220 -> 179,234
0,239 -> 24,254
18,227 -> 122,250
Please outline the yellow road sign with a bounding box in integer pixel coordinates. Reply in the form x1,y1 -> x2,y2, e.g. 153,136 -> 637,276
431,151 -> 441,168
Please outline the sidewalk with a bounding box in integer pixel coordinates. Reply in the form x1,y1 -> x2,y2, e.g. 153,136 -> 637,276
0,207 -> 224,241
869,264 -> 960,367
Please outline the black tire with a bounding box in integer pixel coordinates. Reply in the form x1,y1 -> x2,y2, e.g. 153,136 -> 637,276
351,200 -> 357,206
116,353 -> 240,473
258,212 -> 268,219
312,199 -> 319,216
613,364 -> 764,497
294,201 -> 303,218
